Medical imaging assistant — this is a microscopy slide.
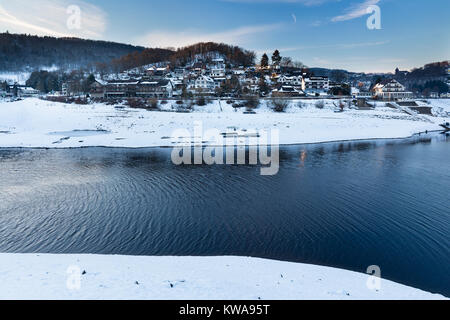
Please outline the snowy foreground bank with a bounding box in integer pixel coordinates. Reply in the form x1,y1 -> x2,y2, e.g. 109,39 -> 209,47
0,254 -> 445,300
0,98 -> 449,148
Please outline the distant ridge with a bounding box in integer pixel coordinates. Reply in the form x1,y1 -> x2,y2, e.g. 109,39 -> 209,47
0,32 -> 146,72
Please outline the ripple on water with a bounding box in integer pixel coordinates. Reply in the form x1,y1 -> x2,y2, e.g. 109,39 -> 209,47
0,133 -> 449,296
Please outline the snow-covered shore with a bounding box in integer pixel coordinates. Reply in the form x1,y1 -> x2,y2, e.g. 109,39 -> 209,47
0,98 -> 448,148
0,254 -> 446,300
1,99 -> 448,300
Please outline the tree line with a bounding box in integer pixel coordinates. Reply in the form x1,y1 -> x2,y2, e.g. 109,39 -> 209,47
0,33 -> 258,74
0,32 -> 145,72
106,42 -> 257,72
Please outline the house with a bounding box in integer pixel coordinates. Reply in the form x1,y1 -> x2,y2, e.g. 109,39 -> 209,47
103,79 -> 173,99
232,67 -> 246,76
429,92 -> 440,99
104,80 -> 140,98
62,83 -> 69,96
189,75 -> 216,94
278,75 -> 304,88
241,76 -> 259,94
213,77 -> 226,90
17,86 -> 40,97
136,79 -> 173,98
329,81 -> 341,89
210,58 -> 226,78
190,62 -> 206,76
173,68 -> 187,77
372,79 -> 413,100
351,87 -> 373,99
146,66 -> 169,78
304,76 -> 329,93
272,86 -> 306,97
352,92 -> 373,99
355,81 -> 372,92
89,80 -> 106,98
6,84 -> 18,97
171,79 -> 184,97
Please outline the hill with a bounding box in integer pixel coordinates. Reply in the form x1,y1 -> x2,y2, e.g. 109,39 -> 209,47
169,42 -> 256,67
0,33 -> 256,74
0,32 -> 145,72
108,42 -> 256,72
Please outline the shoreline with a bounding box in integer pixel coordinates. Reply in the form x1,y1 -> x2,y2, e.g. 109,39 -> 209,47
0,130 -> 445,150
0,253 -> 446,300
1,98 -> 447,149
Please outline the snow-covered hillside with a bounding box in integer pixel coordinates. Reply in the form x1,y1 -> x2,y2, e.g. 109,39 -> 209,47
0,72 -> 31,85
0,98 -> 448,148
0,254 -> 446,300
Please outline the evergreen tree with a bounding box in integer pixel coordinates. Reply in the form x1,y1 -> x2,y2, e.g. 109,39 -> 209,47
260,53 -> 269,68
82,74 -> 96,93
258,75 -> 269,95
272,50 -> 282,66
26,71 -> 61,93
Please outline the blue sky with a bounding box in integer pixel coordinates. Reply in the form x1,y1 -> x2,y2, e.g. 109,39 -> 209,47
0,0 -> 448,72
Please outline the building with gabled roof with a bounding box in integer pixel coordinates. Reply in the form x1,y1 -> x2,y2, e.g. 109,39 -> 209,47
272,85 -> 306,97
372,79 -> 413,100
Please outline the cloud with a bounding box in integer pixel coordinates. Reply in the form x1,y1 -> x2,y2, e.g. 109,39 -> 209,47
0,0 -> 107,39
334,40 -> 388,48
222,0 -> 335,5
312,57 -> 332,66
136,24 -> 282,48
331,0 -> 380,22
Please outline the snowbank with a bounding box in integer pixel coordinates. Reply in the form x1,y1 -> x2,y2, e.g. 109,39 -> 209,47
0,98 -> 448,148
429,99 -> 450,116
0,254 -> 445,300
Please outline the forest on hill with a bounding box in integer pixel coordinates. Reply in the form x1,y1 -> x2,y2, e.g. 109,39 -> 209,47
1,33 -> 257,74
169,42 -> 256,67
106,42 -> 256,72
0,32 -> 145,71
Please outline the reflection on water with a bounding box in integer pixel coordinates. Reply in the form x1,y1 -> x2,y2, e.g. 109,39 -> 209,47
0,133 -> 449,296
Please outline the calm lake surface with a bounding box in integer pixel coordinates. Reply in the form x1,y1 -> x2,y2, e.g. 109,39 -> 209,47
0,133 -> 449,296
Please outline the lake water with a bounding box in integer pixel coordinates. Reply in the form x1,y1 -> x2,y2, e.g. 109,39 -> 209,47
0,133 -> 449,296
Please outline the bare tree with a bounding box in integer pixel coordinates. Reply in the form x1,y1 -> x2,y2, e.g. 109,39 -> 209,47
293,61 -> 306,69
280,57 -> 293,68
272,99 -> 289,112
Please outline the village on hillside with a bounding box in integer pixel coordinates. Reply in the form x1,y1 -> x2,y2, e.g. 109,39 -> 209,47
0,0 -> 450,303
1,48 -> 449,111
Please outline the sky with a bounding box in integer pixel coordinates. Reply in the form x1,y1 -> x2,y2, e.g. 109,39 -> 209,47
0,0 -> 449,73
